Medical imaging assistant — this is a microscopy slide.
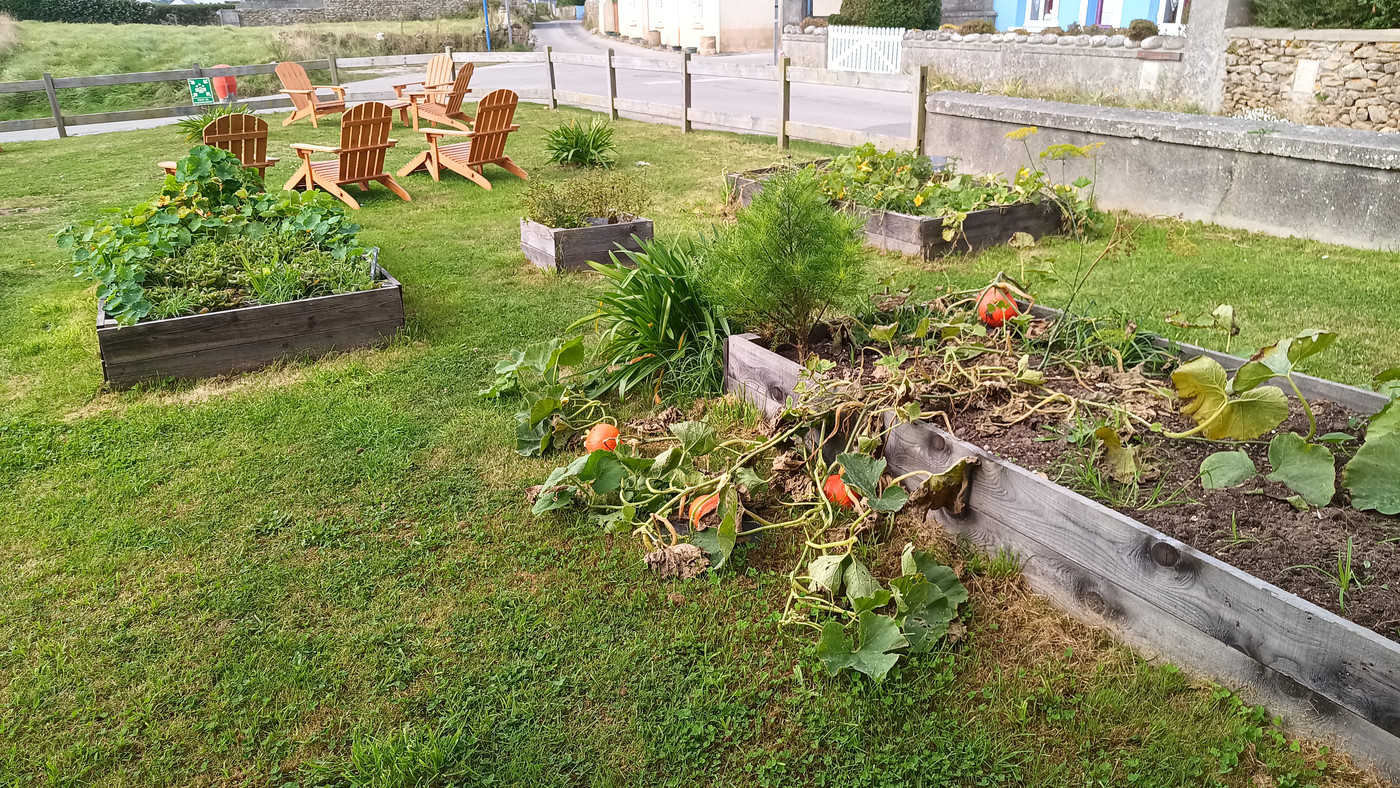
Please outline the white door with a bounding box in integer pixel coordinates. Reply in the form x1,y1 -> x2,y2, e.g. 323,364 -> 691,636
1158,0 -> 1185,35
1098,0 -> 1123,27
1025,0 -> 1058,29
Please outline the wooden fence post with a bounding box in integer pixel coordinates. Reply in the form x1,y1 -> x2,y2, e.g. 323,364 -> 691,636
911,65 -> 928,154
777,56 -> 790,149
42,72 -> 66,139
327,54 -> 340,85
545,46 -> 558,110
606,48 -> 619,121
681,51 -> 692,133
191,62 -> 203,78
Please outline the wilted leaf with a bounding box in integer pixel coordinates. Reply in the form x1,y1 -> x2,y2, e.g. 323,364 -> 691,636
643,543 -> 709,579
843,558 -> 882,608
1173,357 -> 1289,440
904,457 -> 978,517
1094,427 -> 1139,484
1265,434 -> 1335,507
869,323 -> 899,343
1200,451 -> 1257,489
1173,356 -> 1230,422
1344,432 -> 1400,515
809,553 -> 851,595
815,613 -> 908,680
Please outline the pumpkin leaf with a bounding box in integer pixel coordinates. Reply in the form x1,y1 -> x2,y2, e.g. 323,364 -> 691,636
808,553 -> 851,595
670,421 -> 717,457
1095,427 -> 1140,484
1367,399 -> 1400,442
1200,451 -> 1257,490
1374,368 -> 1400,398
1172,356 -> 1230,422
843,558 -> 883,608
852,591 -> 893,615
1173,358 -> 1290,440
890,574 -> 965,654
815,612 -> 908,680
835,453 -> 886,499
904,457 -> 978,517
578,450 -> 627,495
1265,434 -> 1335,507
1344,432 -> 1400,515
1236,330 -> 1338,392
867,486 -> 909,513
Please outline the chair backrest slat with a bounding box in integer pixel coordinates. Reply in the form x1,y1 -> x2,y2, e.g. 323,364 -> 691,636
425,54 -> 453,88
276,62 -> 314,112
467,89 -> 519,166
338,102 -> 393,181
203,113 -> 269,166
440,64 -> 474,115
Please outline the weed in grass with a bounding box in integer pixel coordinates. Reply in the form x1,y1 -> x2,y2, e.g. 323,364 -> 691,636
1217,511 -> 1262,548
1289,536 -> 1365,612
966,547 -> 1022,579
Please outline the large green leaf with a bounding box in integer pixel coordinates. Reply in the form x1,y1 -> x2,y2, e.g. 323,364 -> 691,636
1173,355 -> 1289,440
670,421 -> 717,457
890,575 -> 963,654
579,450 -> 627,495
1344,432 -> 1400,515
1367,399 -> 1400,442
809,553 -> 851,595
815,613 -> 908,680
1172,356 -> 1230,423
1234,330 -> 1337,393
1265,434 -> 1335,507
1200,451 -> 1257,490
1375,368 -> 1400,399
843,558 -> 882,608
835,453 -> 886,499
515,419 -> 551,457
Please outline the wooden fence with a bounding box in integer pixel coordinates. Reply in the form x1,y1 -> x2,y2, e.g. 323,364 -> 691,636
827,25 -> 906,75
0,48 -> 928,153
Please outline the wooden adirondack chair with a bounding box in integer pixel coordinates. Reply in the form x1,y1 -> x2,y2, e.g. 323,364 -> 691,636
284,102 -> 410,210
397,89 -> 528,190
391,53 -> 455,103
276,61 -> 346,128
406,63 -> 475,132
158,113 -> 280,177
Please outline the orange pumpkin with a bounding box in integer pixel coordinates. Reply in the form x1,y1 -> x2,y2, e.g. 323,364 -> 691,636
688,492 -> 720,528
823,472 -> 857,509
584,423 -> 619,452
977,285 -> 1020,328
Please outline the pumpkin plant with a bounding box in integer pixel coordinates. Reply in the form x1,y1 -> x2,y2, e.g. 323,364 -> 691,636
480,336 -> 611,457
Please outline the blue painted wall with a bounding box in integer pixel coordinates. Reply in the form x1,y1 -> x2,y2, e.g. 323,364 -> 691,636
986,0 -> 1159,29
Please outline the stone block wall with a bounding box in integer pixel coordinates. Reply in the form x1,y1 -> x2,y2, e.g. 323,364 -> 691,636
1224,28 -> 1400,133
238,0 -> 479,25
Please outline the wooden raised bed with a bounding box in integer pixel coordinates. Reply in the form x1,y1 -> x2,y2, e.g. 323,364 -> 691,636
725,165 -> 1064,259
520,216 -> 654,272
97,252 -> 404,389
724,331 -> 1400,781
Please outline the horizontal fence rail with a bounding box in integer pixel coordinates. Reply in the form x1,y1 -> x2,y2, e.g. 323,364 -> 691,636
0,46 -> 927,152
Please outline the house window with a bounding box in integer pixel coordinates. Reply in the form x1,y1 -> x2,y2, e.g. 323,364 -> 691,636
1025,0 -> 1057,28
1158,0 -> 1187,35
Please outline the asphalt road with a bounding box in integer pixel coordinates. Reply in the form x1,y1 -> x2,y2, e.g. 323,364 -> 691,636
0,21 -> 911,144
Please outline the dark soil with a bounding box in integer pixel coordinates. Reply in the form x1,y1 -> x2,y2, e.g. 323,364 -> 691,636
799,336 -> 1400,644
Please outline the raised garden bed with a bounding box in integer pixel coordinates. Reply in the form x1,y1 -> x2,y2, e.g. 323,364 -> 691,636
97,253 -> 404,389
520,216 -> 654,272
724,330 -> 1400,781
726,164 -> 1065,259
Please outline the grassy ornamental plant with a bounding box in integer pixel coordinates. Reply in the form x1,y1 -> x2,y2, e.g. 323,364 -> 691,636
543,118 -> 619,168
701,169 -> 869,356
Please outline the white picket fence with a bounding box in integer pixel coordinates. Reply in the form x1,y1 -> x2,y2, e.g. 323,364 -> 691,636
827,25 -> 904,75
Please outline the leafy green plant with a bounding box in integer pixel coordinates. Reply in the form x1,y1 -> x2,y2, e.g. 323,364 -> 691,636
1288,538 -> 1364,612
543,118 -> 618,168
0,0 -> 229,24
520,170 -> 650,229
829,0 -> 942,28
701,169 -> 869,357
175,103 -> 250,143
479,337 -> 611,457
56,145 -> 365,326
1126,18 -> 1159,40
571,237 -> 732,401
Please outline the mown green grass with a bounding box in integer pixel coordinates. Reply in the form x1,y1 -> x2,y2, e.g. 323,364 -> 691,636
0,17 -> 509,121
0,106 -> 1391,787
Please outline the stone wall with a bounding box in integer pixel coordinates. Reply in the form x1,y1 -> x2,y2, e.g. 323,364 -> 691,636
237,0 -> 479,25
1224,28 -> 1400,133
924,92 -> 1400,250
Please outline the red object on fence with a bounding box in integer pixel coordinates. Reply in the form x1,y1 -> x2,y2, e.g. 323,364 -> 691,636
211,65 -> 236,100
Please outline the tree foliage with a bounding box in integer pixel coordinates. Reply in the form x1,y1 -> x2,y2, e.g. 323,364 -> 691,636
1251,0 -> 1400,29
0,0 -> 228,25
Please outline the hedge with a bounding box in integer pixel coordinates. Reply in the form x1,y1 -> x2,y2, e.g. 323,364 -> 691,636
830,0 -> 942,29
0,0 -> 230,25
1251,0 -> 1400,29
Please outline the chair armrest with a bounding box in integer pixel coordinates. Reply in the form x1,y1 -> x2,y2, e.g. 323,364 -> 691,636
390,80 -> 423,91
290,143 -> 340,153
281,88 -> 315,94
422,128 -> 477,139
317,85 -> 347,99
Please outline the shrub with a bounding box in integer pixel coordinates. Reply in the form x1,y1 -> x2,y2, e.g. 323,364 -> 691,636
174,103 -> 249,143
0,12 -> 18,57
700,170 -> 869,356
0,0 -> 229,25
1251,0 -> 1397,28
957,19 -> 997,34
799,16 -> 830,27
573,237 -> 732,400
1126,19 -> 1159,40
57,146 -> 366,326
834,0 -> 942,28
520,170 -> 651,230
544,118 -> 619,168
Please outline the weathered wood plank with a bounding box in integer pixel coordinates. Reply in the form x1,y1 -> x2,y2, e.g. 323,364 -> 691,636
787,66 -> 914,93
687,61 -> 777,80
613,96 -> 681,119
550,51 -> 608,67
333,54 -> 434,68
552,89 -> 609,110
0,116 -> 59,133
450,51 -> 545,63
612,56 -> 680,74
722,332 -> 1400,781
0,79 -> 47,95
520,219 -> 653,272
686,108 -> 778,134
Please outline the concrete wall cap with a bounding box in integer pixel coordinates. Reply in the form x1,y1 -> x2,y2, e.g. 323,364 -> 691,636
924,92 -> 1400,170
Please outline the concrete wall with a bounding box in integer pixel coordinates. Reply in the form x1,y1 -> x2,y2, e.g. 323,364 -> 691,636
923,92 -> 1400,250
1224,28 -> 1400,133
237,0 -> 481,25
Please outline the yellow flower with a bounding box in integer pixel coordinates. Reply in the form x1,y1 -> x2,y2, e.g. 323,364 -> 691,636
1004,126 -> 1039,141
914,195 -> 924,207
858,162 -> 873,172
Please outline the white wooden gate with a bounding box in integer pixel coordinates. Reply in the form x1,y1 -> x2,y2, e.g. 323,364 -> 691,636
826,25 -> 904,74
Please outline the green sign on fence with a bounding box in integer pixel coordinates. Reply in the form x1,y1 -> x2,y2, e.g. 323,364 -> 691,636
187,77 -> 216,105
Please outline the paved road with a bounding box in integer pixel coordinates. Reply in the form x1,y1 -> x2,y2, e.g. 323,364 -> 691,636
0,21 -> 911,144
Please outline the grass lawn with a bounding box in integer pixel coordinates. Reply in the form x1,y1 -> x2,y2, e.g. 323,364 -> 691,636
0,104 -> 1395,787
0,16 -> 518,121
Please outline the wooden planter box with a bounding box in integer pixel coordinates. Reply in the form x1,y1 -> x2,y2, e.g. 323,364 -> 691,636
97,252 -> 404,389
726,165 -> 1064,260
520,216 -> 654,272
723,331 -> 1400,781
